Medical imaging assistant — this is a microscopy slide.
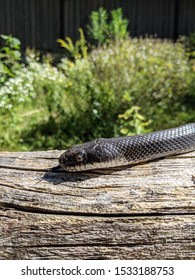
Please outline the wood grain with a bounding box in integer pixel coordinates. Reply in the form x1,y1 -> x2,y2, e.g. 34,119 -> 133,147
0,150 -> 195,259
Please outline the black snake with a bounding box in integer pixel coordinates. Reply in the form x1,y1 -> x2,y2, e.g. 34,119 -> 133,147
59,123 -> 195,172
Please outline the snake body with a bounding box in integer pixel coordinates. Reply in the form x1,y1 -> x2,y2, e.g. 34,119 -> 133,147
59,123 -> 195,172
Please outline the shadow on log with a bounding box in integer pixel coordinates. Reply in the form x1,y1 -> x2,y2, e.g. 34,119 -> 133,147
0,150 -> 195,259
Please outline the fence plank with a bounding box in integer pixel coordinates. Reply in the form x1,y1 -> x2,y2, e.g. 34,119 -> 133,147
178,0 -> 195,36
1,0 -> 195,52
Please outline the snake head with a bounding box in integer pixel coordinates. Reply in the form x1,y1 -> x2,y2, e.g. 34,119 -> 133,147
59,138 -> 112,172
59,147 -> 88,171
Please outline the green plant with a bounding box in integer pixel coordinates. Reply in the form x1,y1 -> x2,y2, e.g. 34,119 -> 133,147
57,28 -> 88,59
1,33 -> 195,152
0,34 -> 22,84
109,8 -> 129,40
0,49 -> 67,150
182,31 -> 195,59
118,106 -> 151,135
87,7 -> 128,45
87,7 -> 109,45
89,38 -> 194,131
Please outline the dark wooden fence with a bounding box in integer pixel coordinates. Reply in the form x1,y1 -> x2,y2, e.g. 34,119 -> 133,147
0,0 -> 195,52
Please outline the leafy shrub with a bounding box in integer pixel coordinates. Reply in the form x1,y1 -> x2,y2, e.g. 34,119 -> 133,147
118,106 -> 151,135
0,38 -> 67,150
87,7 -> 128,45
55,37 -> 194,146
0,34 -> 22,84
182,31 -> 195,59
87,38 -> 195,132
1,33 -> 195,151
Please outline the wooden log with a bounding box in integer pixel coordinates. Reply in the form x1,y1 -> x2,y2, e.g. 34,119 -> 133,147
0,150 -> 195,259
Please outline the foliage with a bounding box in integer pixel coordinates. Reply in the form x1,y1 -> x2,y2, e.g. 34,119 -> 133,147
88,38 -> 194,131
87,7 -> 128,45
0,36 -> 66,150
118,106 -> 151,135
57,28 -> 88,59
183,31 -> 195,59
0,29 -> 195,151
109,8 -> 129,40
46,37 -> 194,149
0,35 -> 33,149
0,34 -> 22,84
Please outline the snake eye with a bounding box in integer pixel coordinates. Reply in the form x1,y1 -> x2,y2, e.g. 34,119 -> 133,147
76,154 -> 83,162
75,149 -> 87,162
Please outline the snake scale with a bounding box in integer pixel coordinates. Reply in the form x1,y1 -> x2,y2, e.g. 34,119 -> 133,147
59,123 -> 195,172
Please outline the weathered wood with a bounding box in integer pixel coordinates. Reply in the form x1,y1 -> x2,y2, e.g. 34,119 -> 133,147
0,150 -> 195,259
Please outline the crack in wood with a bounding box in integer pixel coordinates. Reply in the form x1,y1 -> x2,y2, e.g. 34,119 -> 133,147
1,202 -> 195,218
0,165 -> 49,172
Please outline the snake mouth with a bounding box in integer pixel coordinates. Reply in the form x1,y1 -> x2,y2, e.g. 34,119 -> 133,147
59,154 -> 75,170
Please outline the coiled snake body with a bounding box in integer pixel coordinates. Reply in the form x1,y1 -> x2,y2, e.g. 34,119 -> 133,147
59,123 -> 195,172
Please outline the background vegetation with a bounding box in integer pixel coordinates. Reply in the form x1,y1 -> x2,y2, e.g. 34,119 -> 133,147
0,8 -> 195,151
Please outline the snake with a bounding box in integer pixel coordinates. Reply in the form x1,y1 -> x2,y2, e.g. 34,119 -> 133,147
59,123 -> 195,172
